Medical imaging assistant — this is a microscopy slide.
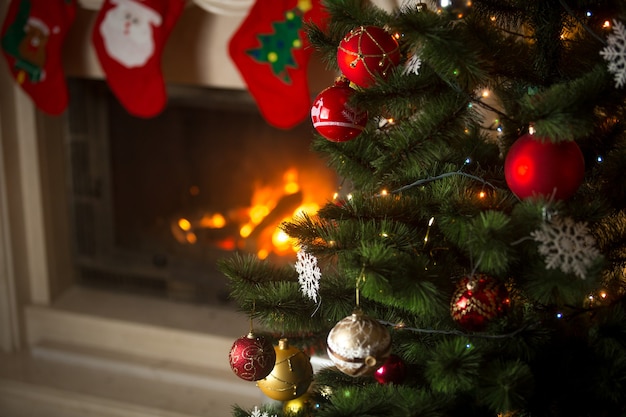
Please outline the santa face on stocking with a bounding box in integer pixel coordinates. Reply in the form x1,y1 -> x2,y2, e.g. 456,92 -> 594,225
99,0 -> 162,68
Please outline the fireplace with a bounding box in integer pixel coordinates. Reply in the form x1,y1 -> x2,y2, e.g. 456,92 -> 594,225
65,77 -> 338,304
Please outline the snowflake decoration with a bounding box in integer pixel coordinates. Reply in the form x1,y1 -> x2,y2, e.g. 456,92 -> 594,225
403,51 -> 422,76
295,249 -> 321,302
600,19 -> 626,88
249,406 -> 277,417
530,216 -> 600,279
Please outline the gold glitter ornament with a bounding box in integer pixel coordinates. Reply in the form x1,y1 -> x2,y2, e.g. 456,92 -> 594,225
257,338 -> 313,401
326,310 -> 392,376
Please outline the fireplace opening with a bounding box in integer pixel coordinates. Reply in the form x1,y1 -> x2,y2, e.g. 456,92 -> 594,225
66,78 -> 338,304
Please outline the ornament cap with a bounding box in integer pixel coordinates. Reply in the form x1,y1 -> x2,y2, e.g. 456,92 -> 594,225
278,338 -> 289,350
334,76 -> 351,87
350,309 -> 363,320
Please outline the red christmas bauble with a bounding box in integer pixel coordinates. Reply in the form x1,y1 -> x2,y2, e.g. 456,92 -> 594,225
337,26 -> 401,88
311,78 -> 368,142
228,332 -> 276,381
374,354 -> 406,384
450,274 -> 510,331
504,133 -> 585,200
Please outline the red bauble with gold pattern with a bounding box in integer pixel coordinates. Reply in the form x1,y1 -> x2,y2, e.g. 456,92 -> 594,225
374,354 -> 407,384
337,25 -> 401,88
228,332 -> 276,381
311,78 -> 368,142
504,133 -> 585,200
450,274 -> 510,331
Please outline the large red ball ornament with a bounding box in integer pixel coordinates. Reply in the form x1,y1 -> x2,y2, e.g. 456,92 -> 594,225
228,332 -> 276,381
450,274 -> 510,331
504,133 -> 585,200
311,78 -> 368,142
337,26 -> 401,88
374,354 -> 406,384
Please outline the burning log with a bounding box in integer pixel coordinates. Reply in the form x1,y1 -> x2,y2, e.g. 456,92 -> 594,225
246,190 -> 303,242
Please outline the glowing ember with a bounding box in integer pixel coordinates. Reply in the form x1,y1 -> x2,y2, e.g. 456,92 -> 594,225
200,213 -> 226,229
178,218 -> 192,231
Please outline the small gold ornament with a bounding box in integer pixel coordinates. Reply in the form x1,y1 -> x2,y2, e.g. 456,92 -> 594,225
326,310 -> 392,376
257,338 -> 313,401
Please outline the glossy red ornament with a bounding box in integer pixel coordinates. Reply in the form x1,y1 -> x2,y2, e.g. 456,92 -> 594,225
228,332 -> 276,381
311,78 -> 368,142
374,354 -> 406,384
504,133 -> 585,200
337,26 -> 401,88
450,274 -> 510,331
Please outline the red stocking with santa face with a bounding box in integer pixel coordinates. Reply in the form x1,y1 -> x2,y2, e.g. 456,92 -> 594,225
92,0 -> 185,118
1,0 -> 76,115
229,0 -> 328,129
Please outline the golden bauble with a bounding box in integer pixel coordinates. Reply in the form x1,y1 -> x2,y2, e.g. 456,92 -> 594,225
257,338 -> 313,401
327,310 -> 391,376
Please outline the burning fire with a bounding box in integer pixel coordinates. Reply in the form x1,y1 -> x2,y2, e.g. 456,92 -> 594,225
172,168 -> 329,260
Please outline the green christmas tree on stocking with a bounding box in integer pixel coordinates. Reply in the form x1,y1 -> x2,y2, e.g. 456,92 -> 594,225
229,0 -> 328,129
246,2 -> 308,83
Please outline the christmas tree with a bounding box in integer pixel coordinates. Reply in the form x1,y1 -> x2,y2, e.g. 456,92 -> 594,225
221,0 -> 626,416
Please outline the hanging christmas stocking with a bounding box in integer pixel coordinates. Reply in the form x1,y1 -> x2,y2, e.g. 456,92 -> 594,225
91,0 -> 185,118
1,0 -> 76,115
229,0 -> 328,129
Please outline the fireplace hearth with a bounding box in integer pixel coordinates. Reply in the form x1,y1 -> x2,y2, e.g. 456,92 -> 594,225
65,78 -> 338,304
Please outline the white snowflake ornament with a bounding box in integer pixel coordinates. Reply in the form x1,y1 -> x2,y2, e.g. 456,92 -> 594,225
403,50 -> 422,76
600,19 -> 626,88
530,216 -> 600,279
295,249 -> 321,302
249,406 -> 277,417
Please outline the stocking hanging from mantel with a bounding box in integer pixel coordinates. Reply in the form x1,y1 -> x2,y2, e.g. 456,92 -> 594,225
91,0 -> 185,118
1,0 -> 77,115
229,0 -> 328,129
